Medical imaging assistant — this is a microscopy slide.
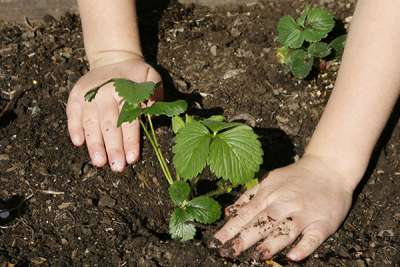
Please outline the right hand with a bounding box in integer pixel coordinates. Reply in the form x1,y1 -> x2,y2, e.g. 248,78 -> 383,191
66,56 -> 162,172
213,155 -> 354,261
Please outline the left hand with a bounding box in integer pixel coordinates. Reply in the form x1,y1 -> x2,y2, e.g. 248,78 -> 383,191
211,155 -> 354,261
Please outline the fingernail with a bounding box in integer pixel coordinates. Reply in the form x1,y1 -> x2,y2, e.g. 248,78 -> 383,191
72,135 -> 83,145
92,152 -> 105,166
208,238 -> 222,249
287,251 -> 299,261
231,238 -> 242,256
126,152 -> 138,164
111,160 -> 124,172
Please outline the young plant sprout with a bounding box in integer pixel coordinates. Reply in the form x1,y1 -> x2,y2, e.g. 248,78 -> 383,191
276,5 -> 347,78
85,80 -> 263,241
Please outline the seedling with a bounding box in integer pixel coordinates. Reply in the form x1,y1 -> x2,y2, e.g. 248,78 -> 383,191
85,79 -> 263,241
276,5 -> 346,78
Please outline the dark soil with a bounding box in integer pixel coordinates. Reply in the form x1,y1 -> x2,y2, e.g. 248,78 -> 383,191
1,0 -> 399,266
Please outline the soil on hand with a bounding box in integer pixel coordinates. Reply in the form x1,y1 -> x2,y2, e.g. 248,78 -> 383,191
0,0 -> 399,266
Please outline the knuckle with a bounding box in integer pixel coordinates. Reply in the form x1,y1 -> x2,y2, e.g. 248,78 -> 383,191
83,118 -> 96,128
236,210 -> 252,223
306,233 -> 321,248
87,142 -> 104,150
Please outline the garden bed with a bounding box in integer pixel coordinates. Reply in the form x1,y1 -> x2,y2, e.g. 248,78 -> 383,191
0,0 -> 399,266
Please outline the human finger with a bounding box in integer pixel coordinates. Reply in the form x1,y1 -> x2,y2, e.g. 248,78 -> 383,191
67,89 -> 84,146
214,195 -> 266,245
224,184 -> 260,218
121,119 -> 140,164
219,210 -> 276,257
286,221 -> 331,261
96,87 -> 126,172
254,216 -> 301,260
82,102 -> 107,167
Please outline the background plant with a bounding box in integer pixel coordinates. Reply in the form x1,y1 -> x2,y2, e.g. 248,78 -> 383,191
85,79 -> 263,241
276,5 -> 347,79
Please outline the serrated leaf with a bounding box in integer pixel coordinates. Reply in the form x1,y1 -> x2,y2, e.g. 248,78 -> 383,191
288,49 -> 314,79
186,196 -> 222,224
172,116 -> 185,134
308,42 -> 331,58
173,121 -> 211,180
117,102 -> 142,127
303,8 -> 334,42
208,125 -> 263,185
169,208 -> 196,241
277,16 -> 304,49
113,79 -> 155,104
303,28 -> 327,42
143,100 -> 188,117
329,34 -> 346,58
169,181 -> 191,206
297,5 -> 311,27
201,119 -> 242,133
84,87 -> 100,102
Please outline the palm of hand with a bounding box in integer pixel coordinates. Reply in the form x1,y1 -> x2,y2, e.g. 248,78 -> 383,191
67,58 -> 162,171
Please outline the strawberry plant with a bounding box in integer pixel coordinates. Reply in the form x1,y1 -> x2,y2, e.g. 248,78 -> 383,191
276,5 -> 347,78
85,79 -> 263,241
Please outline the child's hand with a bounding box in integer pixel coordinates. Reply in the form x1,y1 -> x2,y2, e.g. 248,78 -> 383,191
213,155 -> 353,261
67,57 -> 162,171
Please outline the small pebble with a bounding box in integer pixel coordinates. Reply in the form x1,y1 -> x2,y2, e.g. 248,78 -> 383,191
0,154 -> 10,161
210,45 -> 217,56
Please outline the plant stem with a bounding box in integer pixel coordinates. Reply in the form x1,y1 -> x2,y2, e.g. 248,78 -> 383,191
139,118 -> 173,185
146,115 -> 174,182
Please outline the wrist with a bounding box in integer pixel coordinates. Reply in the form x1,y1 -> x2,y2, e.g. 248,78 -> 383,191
87,50 -> 144,69
302,150 -> 365,192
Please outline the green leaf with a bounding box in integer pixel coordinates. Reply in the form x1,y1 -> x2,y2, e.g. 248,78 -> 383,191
329,34 -> 346,58
169,208 -> 196,241
288,49 -> 314,79
117,102 -> 142,127
173,121 -> 211,180
297,5 -> 311,27
172,116 -> 186,134
308,42 -> 331,58
113,79 -> 156,104
303,8 -> 335,42
143,100 -> 188,117
84,88 -> 100,102
207,115 -> 225,122
201,119 -> 242,134
186,196 -> 222,224
185,114 -> 194,124
276,46 -> 291,65
169,181 -> 191,206
208,125 -> 263,185
277,16 -> 304,49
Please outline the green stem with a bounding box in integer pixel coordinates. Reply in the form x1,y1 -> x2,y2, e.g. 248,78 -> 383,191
146,115 -> 174,182
139,118 -> 173,185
